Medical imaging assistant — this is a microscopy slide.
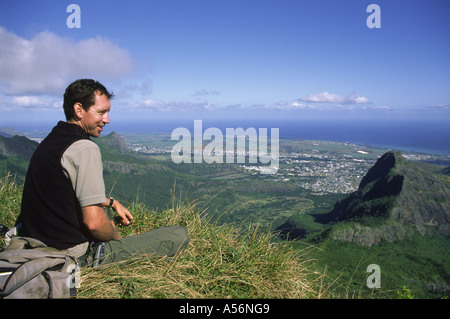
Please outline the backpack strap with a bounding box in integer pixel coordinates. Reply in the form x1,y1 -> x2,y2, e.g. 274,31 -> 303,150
3,236 -> 50,251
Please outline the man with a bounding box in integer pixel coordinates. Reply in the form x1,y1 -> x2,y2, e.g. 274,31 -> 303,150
15,79 -> 189,267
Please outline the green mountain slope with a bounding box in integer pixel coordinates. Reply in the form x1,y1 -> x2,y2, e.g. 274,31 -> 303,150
279,151 -> 450,298
2,129 -> 449,298
0,134 -> 39,180
0,135 -> 38,160
93,132 -> 190,210
315,151 -> 450,244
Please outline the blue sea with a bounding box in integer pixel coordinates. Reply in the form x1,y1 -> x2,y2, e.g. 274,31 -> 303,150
106,118 -> 450,157
5,118 -> 450,157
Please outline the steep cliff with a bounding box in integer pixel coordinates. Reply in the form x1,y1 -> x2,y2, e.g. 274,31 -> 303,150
314,151 -> 450,245
96,131 -> 129,153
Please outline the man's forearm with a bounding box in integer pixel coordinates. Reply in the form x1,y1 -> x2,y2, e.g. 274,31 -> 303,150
88,221 -> 122,242
82,205 -> 122,241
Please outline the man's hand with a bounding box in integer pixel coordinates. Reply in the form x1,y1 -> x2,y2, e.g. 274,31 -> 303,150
110,199 -> 133,226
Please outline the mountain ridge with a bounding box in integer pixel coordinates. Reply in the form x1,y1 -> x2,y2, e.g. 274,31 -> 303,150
0,135 -> 38,160
95,131 -> 129,153
278,151 -> 450,246
277,151 -> 450,297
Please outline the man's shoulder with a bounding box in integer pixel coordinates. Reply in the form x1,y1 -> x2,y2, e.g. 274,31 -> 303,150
64,139 -> 100,158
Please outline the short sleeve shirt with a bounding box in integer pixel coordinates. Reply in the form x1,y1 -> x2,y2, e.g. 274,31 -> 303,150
61,139 -> 107,207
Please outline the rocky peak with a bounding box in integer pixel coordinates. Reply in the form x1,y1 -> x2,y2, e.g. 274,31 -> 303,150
315,151 -> 450,245
358,151 -> 400,189
98,131 -> 129,153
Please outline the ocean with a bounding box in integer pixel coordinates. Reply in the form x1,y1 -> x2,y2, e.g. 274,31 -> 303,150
5,118 -> 450,157
105,118 -> 450,157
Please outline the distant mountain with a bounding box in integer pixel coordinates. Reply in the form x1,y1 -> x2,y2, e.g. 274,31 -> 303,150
0,134 -> 39,178
0,130 -> 129,160
275,151 -> 450,298
95,131 -> 129,153
0,127 -> 25,138
0,135 -> 39,160
318,151 -> 449,244
277,151 -> 450,245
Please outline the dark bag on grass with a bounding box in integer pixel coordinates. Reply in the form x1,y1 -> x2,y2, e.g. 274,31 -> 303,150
0,237 -> 79,299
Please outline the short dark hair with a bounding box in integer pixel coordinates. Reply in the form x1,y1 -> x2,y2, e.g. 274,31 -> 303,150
63,79 -> 114,120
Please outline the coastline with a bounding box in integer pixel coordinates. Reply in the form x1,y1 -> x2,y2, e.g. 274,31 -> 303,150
2,118 -> 450,158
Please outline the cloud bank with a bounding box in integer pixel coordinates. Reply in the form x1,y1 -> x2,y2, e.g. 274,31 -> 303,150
135,99 -> 215,112
299,92 -> 371,104
193,89 -> 220,97
0,26 -> 134,96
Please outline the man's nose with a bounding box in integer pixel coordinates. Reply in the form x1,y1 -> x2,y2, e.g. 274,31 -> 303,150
103,112 -> 110,124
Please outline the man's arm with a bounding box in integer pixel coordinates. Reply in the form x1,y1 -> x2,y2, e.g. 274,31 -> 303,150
82,205 -> 122,241
82,198 -> 134,242
63,141 -> 133,240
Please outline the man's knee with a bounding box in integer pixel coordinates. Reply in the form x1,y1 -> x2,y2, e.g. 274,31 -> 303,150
170,225 -> 189,252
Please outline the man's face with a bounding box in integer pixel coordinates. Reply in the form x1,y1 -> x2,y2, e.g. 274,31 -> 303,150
79,93 -> 111,137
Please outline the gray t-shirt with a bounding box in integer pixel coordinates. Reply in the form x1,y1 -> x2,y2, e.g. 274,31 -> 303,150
61,139 -> 107,208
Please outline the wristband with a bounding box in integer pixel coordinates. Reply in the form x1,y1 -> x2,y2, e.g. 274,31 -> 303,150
109,197 -> 114,208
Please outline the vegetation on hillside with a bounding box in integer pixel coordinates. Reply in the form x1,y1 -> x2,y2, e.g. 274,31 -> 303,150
280,152 -> 450,298
2,132 -> 449,299
0,174 -> 326,299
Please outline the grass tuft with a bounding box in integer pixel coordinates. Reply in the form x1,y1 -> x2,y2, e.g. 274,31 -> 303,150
0,174 -> 327,299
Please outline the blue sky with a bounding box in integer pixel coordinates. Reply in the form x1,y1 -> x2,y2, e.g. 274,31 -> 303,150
0,0 -> 449,127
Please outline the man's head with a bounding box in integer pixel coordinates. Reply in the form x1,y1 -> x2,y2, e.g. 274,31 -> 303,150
63,79 -> 114,137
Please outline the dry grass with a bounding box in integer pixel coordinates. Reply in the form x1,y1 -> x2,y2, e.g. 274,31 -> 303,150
0,174 -> 328,299
78,197 -> 327,298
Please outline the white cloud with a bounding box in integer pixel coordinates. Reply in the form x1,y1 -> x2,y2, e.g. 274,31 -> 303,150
0,26 -> 134,95
372,105 -> 394,111
429,104 -> 450,110
125,96 -> 390,117
299,92 -> 371,104
289,101 -> 318,110
0,94 -> 61,112
193,89 -> 220,97
260,101 -> 318,111
11,96 -> 41,107
133,99 -> 215,112
352,96 -> 371,104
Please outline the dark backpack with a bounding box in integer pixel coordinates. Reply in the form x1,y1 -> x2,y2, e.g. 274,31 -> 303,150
0,237 -> 79,299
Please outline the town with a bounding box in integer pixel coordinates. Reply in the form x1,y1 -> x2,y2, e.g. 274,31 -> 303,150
126,136 -> 382,195
241,144 -> 379,195
124,134 -> 449,196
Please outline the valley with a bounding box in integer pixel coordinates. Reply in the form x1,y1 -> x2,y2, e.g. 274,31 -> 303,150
112,132 -> 450,299
114,133 -> 384,227
1,128 -> 449,298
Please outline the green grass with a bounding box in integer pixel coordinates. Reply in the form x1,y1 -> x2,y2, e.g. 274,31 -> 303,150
0,174 -> 327,299
3,172 -> 447,299
0,173 -> 22,235
295,230 -> 450,299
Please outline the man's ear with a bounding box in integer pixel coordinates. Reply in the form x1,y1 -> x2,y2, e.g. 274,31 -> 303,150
73,103 -> 83,119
